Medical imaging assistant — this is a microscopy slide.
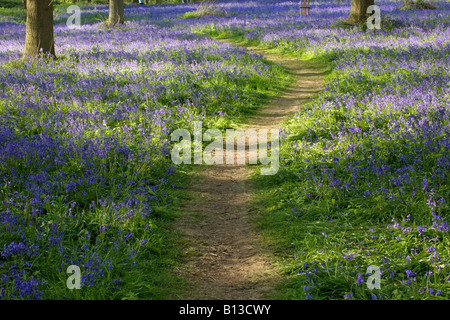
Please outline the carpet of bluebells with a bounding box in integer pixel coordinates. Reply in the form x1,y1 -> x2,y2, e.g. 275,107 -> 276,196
0,4 -> 284,299
1,0 -> 449,300
185,0 -> 450,299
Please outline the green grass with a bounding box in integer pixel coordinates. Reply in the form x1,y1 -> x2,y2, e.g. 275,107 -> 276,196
400,0 -> 438,10
101,167 -> 193,300
0,0 -> 23,9
192,25 -> 326,61
250,169 -> 450,300
182,1 -> 234,19
0,6 -> 26,23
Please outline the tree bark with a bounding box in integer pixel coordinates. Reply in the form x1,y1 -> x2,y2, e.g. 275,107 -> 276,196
347,0 -> 375,24
21,0 -> 26,10
109,0 -> 125,26
23,0 -> 55,59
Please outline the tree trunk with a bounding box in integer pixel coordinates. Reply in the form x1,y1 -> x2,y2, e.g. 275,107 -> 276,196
23,0 -> 55,59
347,0 -> 375,24
21,0 -> 26,10
109,0 -> 124,26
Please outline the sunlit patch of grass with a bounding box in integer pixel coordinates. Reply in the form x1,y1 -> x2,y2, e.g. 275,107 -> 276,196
400,0 -> 438,10
182,1 -> 232,19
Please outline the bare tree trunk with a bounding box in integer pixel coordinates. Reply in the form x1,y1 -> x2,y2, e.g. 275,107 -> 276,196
347,0 -> 374,24
109,0 -> 125,26
23,0 -> 55,59
21,0 -> 26,10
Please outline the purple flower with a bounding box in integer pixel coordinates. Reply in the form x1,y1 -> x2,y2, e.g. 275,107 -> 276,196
356,273 -> 364,285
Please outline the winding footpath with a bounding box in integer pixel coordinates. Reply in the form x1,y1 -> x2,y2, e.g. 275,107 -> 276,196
174,41 -> 328,299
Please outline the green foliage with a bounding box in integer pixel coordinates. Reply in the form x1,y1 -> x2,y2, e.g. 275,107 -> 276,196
0,6 -> 26,23
400,0 -> 438,10
182,1 -> 232,19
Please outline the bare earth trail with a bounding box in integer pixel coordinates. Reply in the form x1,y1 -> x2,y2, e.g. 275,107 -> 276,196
173,42 -> 328,300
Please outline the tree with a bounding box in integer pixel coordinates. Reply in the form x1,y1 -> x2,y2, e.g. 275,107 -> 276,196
109,0 -> 125,26
23,0 -> 56,59
21,0 -> 26,10
347,0 -> 375,24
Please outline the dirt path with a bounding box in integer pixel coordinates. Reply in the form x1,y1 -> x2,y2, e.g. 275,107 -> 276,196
174,43 -> 328,300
